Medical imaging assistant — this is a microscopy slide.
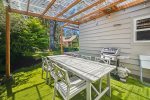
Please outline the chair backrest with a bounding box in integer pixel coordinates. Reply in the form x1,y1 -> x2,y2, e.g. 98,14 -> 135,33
52,63 -> 70,86
42,57 -> 47,69
42,57 -> 53,71
81,55 -> 91,60
95,57 -> 110,64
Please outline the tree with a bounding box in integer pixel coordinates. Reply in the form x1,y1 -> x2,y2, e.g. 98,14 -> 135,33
49,20 -> 55,50
25,17 -> 49,51
0,1 -> 49,70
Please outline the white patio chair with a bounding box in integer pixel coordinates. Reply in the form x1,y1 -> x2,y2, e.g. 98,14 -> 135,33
81,55 -> 91,60
52,63 -> 86,100
42,57 -> 55,84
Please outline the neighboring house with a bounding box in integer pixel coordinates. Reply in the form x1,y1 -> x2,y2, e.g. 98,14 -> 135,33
63,35 -> 78,47
79,2 -> 150,79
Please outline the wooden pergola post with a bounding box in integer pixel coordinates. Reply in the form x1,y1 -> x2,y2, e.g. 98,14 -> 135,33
5,7 -> 13,97
60,27 -> 64,54
6,7 -> 10,78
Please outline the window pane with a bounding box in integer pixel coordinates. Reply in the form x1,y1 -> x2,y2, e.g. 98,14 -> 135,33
137,30 -> 150,40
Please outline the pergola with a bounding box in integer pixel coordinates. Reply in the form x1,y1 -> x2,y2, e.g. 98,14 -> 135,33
3,0 -> 145,79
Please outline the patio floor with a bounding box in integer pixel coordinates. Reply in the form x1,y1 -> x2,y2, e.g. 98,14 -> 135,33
0,64 -> 150,100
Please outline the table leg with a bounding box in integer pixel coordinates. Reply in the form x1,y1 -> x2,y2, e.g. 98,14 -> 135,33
140,67 -> 143,83
107,73 -> 111,97
86,81 -> 91,100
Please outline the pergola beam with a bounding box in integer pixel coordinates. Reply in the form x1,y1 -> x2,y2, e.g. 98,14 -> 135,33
9,8 -> 79,25
67,0 -> 105,19
63,23 -> 70,27
41,0 -> 56,16
78,0 -> 125,21
80,0 -> 145,24
56,0 -> 81,17
64,26 -> 79,30
111,5 -> 119,11
117,0 -> 145,10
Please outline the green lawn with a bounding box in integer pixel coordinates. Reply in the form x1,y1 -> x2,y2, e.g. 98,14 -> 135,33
25,50 -> 61,58
0,63 -> 150,100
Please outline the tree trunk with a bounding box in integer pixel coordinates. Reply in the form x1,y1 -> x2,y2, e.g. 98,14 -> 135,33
49,20 -> 55,50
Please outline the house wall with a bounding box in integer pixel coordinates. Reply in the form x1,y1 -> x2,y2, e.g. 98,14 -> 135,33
79,2 -> 150,79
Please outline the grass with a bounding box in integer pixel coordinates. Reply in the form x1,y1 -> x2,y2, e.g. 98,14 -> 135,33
0,63 -> 150,100
25,50 -> 61,59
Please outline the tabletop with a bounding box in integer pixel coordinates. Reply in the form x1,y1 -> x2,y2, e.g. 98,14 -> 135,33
48,55 -> 116,82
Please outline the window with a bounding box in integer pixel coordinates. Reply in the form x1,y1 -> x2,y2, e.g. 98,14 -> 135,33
133,15 -> 150,42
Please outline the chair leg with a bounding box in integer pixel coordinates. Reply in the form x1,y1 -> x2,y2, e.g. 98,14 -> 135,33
66,97 -> 69,100
42,70 -> 44,79
66,88 -> 70,100
46,71 -> 48,83
107,73 -> 111,97
53,83 -> 56,100
140,67 -> 143,83
65,95 -> 69,100
49,72 -> 51,85
99,78 -> 102,93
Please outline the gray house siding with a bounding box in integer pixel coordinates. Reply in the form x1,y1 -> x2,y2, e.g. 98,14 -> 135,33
79,2 -> 150,79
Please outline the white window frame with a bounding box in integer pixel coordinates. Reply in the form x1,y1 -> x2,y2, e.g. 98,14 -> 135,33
133,15 -> 150,43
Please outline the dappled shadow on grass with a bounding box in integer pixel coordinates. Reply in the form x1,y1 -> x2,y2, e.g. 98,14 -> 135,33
0,66 -> 53,100
91,77 -> 150,100
5,81 -> 63,100
0,85 -> 6,98
12,64 -> 42,86
111,77 -> 150,100
14,82 -> 63,100
11,82 -> 45,100
111,82 -> 150,100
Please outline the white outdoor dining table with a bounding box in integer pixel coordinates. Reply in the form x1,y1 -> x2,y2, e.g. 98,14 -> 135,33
47,55 -> 116,100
